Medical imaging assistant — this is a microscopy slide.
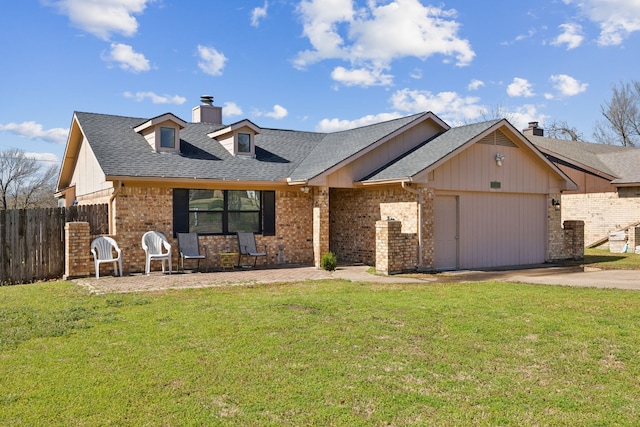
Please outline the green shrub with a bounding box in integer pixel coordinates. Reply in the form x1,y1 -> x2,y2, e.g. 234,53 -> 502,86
320,251 -> 337,271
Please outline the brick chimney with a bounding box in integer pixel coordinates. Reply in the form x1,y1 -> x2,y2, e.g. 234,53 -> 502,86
522,121 -> 543,136
192,95 -> 223,124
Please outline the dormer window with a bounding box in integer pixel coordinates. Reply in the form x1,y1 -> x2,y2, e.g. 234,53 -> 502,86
160,127 -> 176,148
208,119 -> 261,157
134,113 -> 186,153
238,133 -> 251,154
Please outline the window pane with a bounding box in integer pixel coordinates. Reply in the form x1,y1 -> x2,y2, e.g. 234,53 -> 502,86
160,127 -> 175,148
229,212 -> 259,233
238,133 -> 251,153
228,190 -> 260,211
189,190 -> 223,211
189,212 -> 222,234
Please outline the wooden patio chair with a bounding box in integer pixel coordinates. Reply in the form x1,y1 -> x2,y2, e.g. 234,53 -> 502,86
141,231 -> 172,275
90,236 -> 123,279
177,232 -> 208,272
237,232 -> 268,267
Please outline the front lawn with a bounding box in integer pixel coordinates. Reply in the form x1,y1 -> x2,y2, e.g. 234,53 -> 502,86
583,248 -> 640,269
2,280 -> 640,426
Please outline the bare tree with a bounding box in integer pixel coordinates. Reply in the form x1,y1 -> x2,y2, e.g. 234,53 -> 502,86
545,120 -> 584,141
0,148 -> 59,210
593,80 -> 640,147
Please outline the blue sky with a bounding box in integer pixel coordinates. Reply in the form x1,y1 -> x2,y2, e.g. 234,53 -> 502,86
1,0 -> 640,166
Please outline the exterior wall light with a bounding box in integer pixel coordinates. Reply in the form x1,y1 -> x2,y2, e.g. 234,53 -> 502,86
495,153 -> 505,166
551,198 -> 561,210
300,186 -> 310,193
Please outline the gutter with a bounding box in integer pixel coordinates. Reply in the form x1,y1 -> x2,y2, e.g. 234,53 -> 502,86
108,181 -> 123,235
401,181 -> 423,269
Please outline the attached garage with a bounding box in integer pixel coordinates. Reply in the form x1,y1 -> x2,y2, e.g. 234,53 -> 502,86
359,118 -> 576,271
435,192 -> 547,270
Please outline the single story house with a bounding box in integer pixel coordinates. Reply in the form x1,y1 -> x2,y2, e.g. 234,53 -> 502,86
57,97 -> 580,275
524,122 -> 640,249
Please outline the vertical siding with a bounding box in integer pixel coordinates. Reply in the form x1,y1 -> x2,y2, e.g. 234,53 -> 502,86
455,192 -> 546,268
432,141 -> 555,194
325,120 -> 443,188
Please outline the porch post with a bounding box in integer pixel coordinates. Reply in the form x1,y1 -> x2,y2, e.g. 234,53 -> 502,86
313,186 -> 330,268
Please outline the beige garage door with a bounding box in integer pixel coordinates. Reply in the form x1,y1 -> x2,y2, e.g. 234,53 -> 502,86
435,193 -> 547,269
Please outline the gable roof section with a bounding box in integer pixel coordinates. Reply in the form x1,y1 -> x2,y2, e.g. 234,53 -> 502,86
360,119 -> 501,183
527,135 -> 640,185
287,112 -> 449,182
360,119 -> 577,191
134,113 -> 187,133
207,119 -> 261,139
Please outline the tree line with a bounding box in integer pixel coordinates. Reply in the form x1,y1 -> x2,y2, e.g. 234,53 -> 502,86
0,148 -> 58,210
549,79 -> 640,146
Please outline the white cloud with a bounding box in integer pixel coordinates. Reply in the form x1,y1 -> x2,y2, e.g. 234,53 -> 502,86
390,88 -> 488,123
0,121 -> 68,144
550,74 -> 588,96
47,0 -> 152,40
552,23 -> 584,49
251,1 -> 268,27
294,0 -> 474,87
197,45 -> 227,76
507,78 -> 535,98
222,102 -> 243,117
501,104 -> 548,133
104,43 -> 150,73
331,66 -> 393,87
123,91 -> 186,104
316,112 -> 403,132
565,0 -> 640,45
468,79 -> 485,91
26,152 -> 60,164
255,105 -> 288,120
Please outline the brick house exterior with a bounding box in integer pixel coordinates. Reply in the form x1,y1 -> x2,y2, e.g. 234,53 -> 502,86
525,122 -> 640,250
57,98 -> 580,277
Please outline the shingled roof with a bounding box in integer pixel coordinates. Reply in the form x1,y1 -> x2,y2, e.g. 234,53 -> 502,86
71,111 -> 441,184
526,134 -> 640,185
361,119 -> 502,183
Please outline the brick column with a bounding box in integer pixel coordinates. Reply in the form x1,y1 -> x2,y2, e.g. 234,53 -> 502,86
563,220 -> 585,260
313,186 -> 330,268
64,222 -> 92,279
547,193 -> 564,261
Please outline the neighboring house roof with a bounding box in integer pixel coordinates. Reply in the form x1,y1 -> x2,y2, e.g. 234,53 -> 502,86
527,134 -> 640,185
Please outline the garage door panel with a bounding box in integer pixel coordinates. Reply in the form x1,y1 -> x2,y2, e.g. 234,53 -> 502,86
455,193 -> 546,269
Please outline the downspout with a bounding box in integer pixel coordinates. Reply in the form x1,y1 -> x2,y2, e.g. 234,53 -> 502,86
108,181 -> 123,236
401,181 -> 423,269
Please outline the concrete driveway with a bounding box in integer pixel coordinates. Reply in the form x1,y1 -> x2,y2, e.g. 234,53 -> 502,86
75,263 -> 639,294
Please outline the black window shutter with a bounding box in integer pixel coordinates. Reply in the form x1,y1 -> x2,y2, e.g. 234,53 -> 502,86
262,190 -> 276,236
173,188 -> 189,237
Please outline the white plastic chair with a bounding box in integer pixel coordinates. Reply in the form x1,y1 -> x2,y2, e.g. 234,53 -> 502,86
141,231 -> 172,275
90,236 -> 123,279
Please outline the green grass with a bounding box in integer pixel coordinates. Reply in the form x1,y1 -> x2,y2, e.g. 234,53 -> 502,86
2,280 -> 640,426
583,248 -> 640,269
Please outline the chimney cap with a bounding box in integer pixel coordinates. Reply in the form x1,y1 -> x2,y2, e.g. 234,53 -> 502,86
200,95 -> 214,106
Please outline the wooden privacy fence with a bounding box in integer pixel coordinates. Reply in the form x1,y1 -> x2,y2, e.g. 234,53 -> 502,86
0,204 -> 108,285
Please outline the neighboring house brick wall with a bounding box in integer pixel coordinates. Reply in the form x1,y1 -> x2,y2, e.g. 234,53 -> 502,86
562,189 -> 640,248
